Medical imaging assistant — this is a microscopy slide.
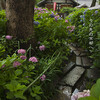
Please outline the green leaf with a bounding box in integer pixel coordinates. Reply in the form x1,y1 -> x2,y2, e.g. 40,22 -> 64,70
35,95 -> 41,100
14,91 -> 26,100
91,79 -> 100,99
15,69 -> 23,76
6,80 -> 18,91
0,60 -> 6,67
32,86 -> 42,94
78,96 -> 98,100
6,92 -> 14,99
6,80 -> 26,92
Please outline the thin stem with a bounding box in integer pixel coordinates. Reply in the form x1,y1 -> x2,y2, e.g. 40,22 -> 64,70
24,52 -> 60,93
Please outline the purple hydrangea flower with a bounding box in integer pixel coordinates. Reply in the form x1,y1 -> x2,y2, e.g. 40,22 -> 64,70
33,21 -> 39,26
6,35 -> 13,40
18,49 -> 26,54
39,45 -> 46,51
83,23 -> 85,26
29,57 -> 38,62
50,14 -> 55,18
20,55 -> 27,60
95,10 -> 98,14
54,16 -> 59,21
13,61 -> 21,67
40,74 -> 46,81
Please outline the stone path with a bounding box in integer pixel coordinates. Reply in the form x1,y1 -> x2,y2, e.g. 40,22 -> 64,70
55,44 -> 93,100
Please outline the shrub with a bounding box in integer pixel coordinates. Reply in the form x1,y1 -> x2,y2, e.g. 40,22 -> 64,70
66,8 -> 100,68
0,8 -> 72,100
60,7 -> 77,15
0,10 -> 7,36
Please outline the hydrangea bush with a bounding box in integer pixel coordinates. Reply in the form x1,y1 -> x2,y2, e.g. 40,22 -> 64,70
34,7 -> 74,58
0,8 -> 73,100
66,8 -> 100,68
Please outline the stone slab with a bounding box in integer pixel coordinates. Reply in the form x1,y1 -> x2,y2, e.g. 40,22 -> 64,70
62,67 -> 85,86
69,44 -> 77,51
81,57 -> 92,67
73,50 -> 81,56
79,52 -> 86,56
56,86 -> 72,100
76,57 -> 82,66
63,62 -> 75,74
86,68 -> 100,80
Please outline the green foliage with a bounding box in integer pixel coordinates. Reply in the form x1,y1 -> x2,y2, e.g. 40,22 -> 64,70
34,7 -> 71,58
0,8 -> 71,100
0,10 -> 6,36
60,7 -> 77,14
79,79 -> 100,100
66,8 -> 100,68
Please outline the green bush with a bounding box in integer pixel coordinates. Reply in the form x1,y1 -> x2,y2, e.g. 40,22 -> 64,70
0,8 -> 72,100
66,8 -> 100,68
60,7 -> 77,14
34,7 -> 73,58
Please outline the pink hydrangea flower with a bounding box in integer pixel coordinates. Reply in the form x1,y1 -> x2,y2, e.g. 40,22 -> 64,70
1,64 -> 5,68
67,26 -> 75,32
71,90 -> 90,100
20,55 -> 27,60
37,41 -> 41,44
29,57 -> 38,62
39,45 -> 45,51
13,61 -> 21,67
18,49 -> 26,54
40,74 -> 46,81
6,35 -> 13,40
65,20 -> 68,23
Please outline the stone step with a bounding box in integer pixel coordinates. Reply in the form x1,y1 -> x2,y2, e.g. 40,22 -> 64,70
54,86 -> 72,100
76,56 -> 82,66
68,44 -> 77,51
81,57 -> 92,67
73,50 -> 81,56
63,62 -> 75,74
62,66 -> 85,86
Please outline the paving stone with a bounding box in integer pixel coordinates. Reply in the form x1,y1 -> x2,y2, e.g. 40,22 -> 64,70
81,57 -> 92,67
77,48 -> 84,52
76,57 -> 82,66
86,68 -> 100,80
69,44 -> 77,51
73,50 -> 81,56
63,62 -> 75,74
55,86 -> 72,100
62,67 -> 85,86
79,52 -> 86,56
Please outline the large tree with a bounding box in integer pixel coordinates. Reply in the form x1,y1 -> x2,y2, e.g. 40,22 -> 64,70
91,0 -> 96,7
0,0 -> 6,9
6,0 -> 35,50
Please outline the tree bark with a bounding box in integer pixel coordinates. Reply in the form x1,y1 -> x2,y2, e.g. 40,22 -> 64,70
0,0 -> 6,9
91,0 -> 96,7
6,0 -> 35,50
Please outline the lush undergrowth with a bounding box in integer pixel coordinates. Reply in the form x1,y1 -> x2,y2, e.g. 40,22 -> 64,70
0,7 -> 100,100
0,7 -> 75,100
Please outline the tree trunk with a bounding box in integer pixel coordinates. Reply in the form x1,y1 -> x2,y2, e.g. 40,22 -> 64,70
0,0 -> 6,9
91,0 -> 96,7
6,0 -> 35,50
